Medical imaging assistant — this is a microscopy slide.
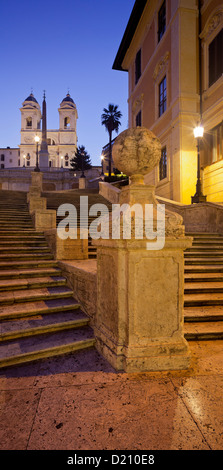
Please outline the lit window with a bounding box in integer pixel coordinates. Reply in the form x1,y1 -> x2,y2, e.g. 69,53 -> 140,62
211,123 -> 223,163
135,49 -> 141,85
136,111 -> 142,127
158,1 -> 166,42
209,28 -> 223,87
159,76 -> 167,116
159,147 -> 167,180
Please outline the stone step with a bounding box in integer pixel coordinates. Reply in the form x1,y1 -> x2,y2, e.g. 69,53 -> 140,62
0,316 -> 90,342
0,260 -> 58,270
184,321 -> 223,340
0,335 -> 96,369
185,265 -> 223,273
0,267 -> 62,280
0,241 -> 48,247
185,232 -> 223,237
187,246 -> 223,251
184,305 -> 223,322
0,216 -> 32,221
0,285 -> 74,306
184,272 -> 223,282
0,222 -> 33,227
184,292 -> 223,306
0,253 -> 53,261
0,246 -> 50,253
185,252 -> 223,257
0,297 -> 81,321
0,228 -> 36,233
184,282 -> 223,294
185,258 -> 223,265
192,240 -> 223,245
0,276 -> 66,291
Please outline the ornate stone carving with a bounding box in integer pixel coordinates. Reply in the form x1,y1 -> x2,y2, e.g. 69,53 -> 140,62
200,8 -> 223,40
153,51 -> 170,81
112,127 -> 161,177
132,93 -> 144,112
111,127 -> 185,239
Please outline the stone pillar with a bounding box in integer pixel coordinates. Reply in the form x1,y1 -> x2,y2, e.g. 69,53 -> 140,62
79,177 -> 86,189
93,127 -> 192,372
27,171 -> 43,201
44,228 -> 88,260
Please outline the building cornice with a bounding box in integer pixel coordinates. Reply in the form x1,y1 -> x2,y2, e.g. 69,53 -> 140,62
112,0 -> 147,71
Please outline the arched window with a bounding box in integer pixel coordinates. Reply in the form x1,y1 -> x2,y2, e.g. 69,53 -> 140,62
65,153 -> 69,167
64,117 -> 70,129
26,117 -> 32,128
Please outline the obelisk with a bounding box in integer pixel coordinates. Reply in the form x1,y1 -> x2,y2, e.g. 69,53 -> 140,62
39,91 -> 49,169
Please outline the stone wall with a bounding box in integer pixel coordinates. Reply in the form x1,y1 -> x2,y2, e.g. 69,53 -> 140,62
58,260 -> 97,323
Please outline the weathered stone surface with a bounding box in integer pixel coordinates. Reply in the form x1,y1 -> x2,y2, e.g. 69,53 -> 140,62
44,229 -> 88,260
112,127 -> 161,177
32,210 -> 56,231
79,177 -> 87,189
94,127 -> 192,372
29,196 -> 47,213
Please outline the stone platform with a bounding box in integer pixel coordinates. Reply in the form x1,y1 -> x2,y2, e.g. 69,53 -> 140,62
0,340 -> 223,450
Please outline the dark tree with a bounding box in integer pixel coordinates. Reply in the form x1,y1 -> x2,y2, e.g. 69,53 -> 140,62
70,145 -> 92,171
101,104 -> 122,178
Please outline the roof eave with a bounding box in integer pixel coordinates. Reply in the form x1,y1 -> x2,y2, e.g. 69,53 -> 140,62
112,0 -> 147,71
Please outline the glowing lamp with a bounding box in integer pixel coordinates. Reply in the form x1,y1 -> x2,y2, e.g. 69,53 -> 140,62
193,125 -> 204,138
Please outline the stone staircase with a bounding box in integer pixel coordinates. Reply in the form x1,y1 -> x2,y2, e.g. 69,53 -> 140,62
43,189 -> 112,259
184,232 -> 223,341
0,190 -> 95,369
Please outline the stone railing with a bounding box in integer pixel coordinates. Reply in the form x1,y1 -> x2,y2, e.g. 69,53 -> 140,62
156,196 -> 223,233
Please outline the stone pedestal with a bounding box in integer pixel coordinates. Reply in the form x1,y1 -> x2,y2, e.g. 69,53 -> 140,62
44,228 -> 88,260
39,152 -> 49,169
94,236 -> 191,372
79,177 -> 86,189
29,196 -> 47,213
93,127 -> 192,372
31,209 -> 56,231
27,172 -> 43,202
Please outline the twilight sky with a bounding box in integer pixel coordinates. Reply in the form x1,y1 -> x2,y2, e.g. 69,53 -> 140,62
0,0 -> 135,165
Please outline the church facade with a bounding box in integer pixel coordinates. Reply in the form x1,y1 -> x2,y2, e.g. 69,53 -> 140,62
1,92 -> 78,169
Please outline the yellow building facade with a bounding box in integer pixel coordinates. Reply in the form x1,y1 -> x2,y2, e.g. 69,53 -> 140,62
113,0 -> 223,204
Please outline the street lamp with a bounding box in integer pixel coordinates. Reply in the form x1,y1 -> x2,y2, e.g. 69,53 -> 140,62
100,155 -> 104,176
191,124 -> 206,204
34,135 -> 40,172
61,156 -> 63,169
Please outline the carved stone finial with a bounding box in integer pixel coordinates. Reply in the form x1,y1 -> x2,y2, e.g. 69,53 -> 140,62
112,127 -> 161,183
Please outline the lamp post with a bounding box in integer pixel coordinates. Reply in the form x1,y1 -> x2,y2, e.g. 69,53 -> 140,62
100,155 -> 104,176
191,124 -> 207,203
34,135 -> 40,172
61,156 -> 63,169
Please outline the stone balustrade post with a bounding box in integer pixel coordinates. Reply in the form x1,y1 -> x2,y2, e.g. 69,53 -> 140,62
93,128 -> 192,372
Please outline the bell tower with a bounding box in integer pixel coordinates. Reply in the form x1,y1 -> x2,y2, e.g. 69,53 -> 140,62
20,93 -> 41,142
58,93 -> 78,146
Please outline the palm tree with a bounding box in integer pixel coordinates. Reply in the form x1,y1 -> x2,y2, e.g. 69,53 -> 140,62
101,104 -> 122,178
